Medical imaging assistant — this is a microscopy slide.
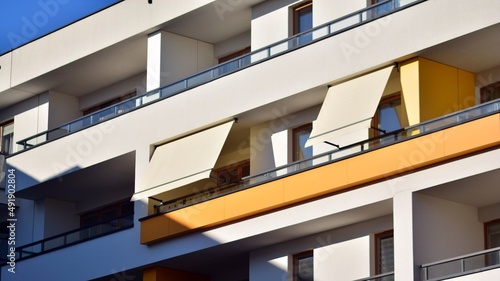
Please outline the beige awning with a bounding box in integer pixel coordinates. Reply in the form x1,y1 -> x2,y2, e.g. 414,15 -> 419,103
132,120 -> 234,200
306,66 -> 394,147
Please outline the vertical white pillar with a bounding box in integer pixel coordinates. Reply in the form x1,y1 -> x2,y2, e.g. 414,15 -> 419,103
393,190 -> 416,280
146,31 -> 165,92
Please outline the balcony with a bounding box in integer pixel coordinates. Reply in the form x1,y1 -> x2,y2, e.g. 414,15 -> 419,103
1,213 -> 133,264
13,0 -> 427,155
421,247 -> 500,280
140,99 -> 500,244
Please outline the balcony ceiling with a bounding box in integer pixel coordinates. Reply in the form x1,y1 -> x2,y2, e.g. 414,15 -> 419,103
421,22 -> 500,73
15,152 -> 135,204
419,167 -> 500,208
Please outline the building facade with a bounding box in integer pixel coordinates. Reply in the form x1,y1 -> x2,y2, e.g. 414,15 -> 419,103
1,0 -> 500,280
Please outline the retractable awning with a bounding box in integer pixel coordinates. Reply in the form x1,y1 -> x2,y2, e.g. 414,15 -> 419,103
305,66 -> 394,147
132,120 -> 234,201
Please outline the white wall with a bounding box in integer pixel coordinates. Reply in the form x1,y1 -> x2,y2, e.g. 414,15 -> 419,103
251,0 -> 298,50
48,91 -> 80,129
314,0 -> 367,26
315,236 -> 370,281
0,53 -> 12,93
147,31 -> 215,90
413,194 -> 484,268
43,198 -> 79,238
214,31 -> 251,59
250,106 -> 319,175
80,73 -> 146,112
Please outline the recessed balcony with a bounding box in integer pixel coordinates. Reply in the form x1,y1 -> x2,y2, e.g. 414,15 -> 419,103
140,100 -> 500,245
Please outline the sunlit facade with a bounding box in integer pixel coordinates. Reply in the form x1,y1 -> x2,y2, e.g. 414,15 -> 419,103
1,0 -> 500,280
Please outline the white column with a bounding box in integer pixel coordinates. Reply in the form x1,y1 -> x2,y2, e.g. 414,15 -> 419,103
146,31 -> 166,92
393,190 -> 416,280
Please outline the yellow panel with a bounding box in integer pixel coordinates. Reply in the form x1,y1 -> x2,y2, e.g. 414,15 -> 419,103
167,198 -> 225,236
224,180 -> 284,219
400,58 -> 421,126
347,131 -> 446,184
444,115 -> 500,156
458,69 -> 476,110
283,161 -> 348,202
140,214 -> 170,245
420,58 -> 458,122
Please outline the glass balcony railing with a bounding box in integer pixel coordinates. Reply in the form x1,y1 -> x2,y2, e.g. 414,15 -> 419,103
355,272 -> 395,281
1,214 -> 133,264
150,99 -> 500,215
421,246 -> 500,280
14,0 -> 427,154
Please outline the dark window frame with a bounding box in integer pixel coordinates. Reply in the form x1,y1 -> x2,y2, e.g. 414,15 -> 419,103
480,81 -> 500,103
292,1 -> 313,36
375,229 -> 394,275
213,160 -> 250,187
0,119 -> 14,155
292,123 -> 313,162
371,93 -> 402,137
83,90 -> 137,116
293,250 -> 314,281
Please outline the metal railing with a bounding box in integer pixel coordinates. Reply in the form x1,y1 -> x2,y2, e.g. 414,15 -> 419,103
421,246 -> 500,280
354,272 -> 395,281
14,0 -> 427,154
145,99 -> 500,216
4,214 -> 133,263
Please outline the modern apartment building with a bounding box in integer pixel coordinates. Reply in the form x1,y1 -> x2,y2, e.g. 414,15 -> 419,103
1,0 -> 499,280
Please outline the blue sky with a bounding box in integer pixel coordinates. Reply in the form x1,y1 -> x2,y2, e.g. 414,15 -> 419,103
0,0 -> 121,55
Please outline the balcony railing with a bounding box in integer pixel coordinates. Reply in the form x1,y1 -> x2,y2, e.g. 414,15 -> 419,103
354,272 -> 395,281
14,0 -> 427,154
149,99 -> 500,215
421,246 -> 500,280
2,214 -> 133,263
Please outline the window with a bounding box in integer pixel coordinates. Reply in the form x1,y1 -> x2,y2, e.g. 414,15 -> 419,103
293,124 -> 313,162
293,1 -> 313,44
83,90 -> 137,116
372,94 -> 403,136
293,250 -> 313,281
218,47 -> 251,64
375,230 -> 394,278
485,219 -> 500,266
480,81 -> 500,103
370,0 -> 397,18
213,160 -> 250,187
0,121 -> 14,155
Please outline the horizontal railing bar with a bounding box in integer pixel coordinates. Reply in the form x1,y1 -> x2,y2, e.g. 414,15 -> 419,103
421,246 -> 500,268
16,213 -> 134,250
12,0 -> 427,155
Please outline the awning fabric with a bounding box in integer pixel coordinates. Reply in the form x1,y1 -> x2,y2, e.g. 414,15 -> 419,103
132,120 -> 234,200
305,66 -> 394,147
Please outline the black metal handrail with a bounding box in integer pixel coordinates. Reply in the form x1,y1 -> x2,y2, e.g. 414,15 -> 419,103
13,0 -> 427,155
9,213 -> 134,262
421,246 -> 500,280
141,99 -> 500,219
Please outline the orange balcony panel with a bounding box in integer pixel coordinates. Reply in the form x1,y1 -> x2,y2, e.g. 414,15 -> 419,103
347,131 -> 446,185
224,180 -> 284,220
444,114 -> 500,157
140,114 -> 500,245
283,160 -> 348,203
140,214 -> 170,245
167,198 -> 225,236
